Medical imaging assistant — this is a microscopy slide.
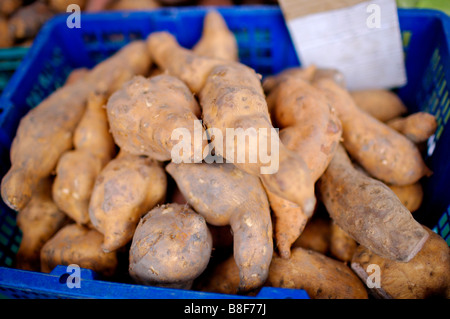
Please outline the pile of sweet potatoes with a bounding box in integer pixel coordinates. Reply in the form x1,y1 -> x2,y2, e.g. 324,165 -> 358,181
2,11 -> 448,299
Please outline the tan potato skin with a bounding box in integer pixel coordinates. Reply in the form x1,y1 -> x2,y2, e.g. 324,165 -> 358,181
351,228 -> 450,299
129,203 -> 212,289
106,74 -> 206,162
8,2 -> 54,41
292,217 -> 331,255
49,0 -> 86,12
89,150 -> 167,252
40,224 -> 118,277
53,150 -> 104,225
262,65 -> 317,95
0,18 -> 13,48
263,76 -> 342,259
107,0 -> 160,11
318,144 -> 429,262
265,247 -> 368,299
193,10 -> 238,62
0,0 -> 22,17
15,178 -> 68,271
64,68 -> 90,86
350,89 -> 407,122
275,78 -> 342,181
388,182 -> 424,213
265,189 -> 309,259
166,162 -> 273,292
148,32 -> 316,215
53,92 -> 115,225
200,64 -> 316,216
1,40 -> 151,211
314,78 -> 430,186
387,112 -> 437,144
196,255 -> 241,295
147,32 -> 226,94
330,221 -> 357,263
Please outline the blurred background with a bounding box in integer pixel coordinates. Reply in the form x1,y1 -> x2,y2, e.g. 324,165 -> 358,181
0,0 -> 449,49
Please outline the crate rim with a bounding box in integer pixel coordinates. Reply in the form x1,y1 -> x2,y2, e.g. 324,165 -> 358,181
2,5 -> 450,104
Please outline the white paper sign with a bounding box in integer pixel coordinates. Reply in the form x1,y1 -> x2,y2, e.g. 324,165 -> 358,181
285,0 -> 407,90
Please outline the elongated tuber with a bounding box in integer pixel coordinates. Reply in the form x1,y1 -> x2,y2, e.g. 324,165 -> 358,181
89,150 -> 167,252
53,92 -> 116,225
388,182 -> 424,213
49,0 -> 86,12
266,247 -> 368,299
193,10 -> 238,62
387,112 -> 437,144
318,144 -> 429,262
8,2 -> 54,41
314,78 -> 430,186
129,203 -> 212,289
147,32 -> 316,215
40,224 -> 118,276
263,75 -> 342,258
292,216 -> 331,255
106,74 -> 205,163
329,221 -> 357,263
350,89 -> 407,122
15,177 -> 68,271
0,0 -> 22,17
1,40 -> 151,211
166,162 -> 273,292
351,227 -> 450,299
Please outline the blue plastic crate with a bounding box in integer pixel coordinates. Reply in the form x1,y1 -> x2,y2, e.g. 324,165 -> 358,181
0,47 -> 29,95
0,6 -> 449,299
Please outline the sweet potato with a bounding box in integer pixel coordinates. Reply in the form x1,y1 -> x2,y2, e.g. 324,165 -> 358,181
15,177 -> 68,271
85,0 -> 112,11
0,0 -> 22,17
313,68 -> 346,88
387,112 -> 437,144
263,75 -> 342,258
107,0 -> 160,11
262,65 -> 317,95
265,247 -> 368,299
265,189 -> 309,259
49,0 -> 86,12
129,203 -> 212,289
8,2 -> 54,41
40,224 -> 118,276
106,74 -> 206,163
148,32 -> 316,215
274,78 -> 342,181
147,31 -> 225,93
350,89 -> 408,122
329,221 -> 357,263
53,92 -> 116,225
89,150 -> 167,252
166,162 -> 273,292
351,227 -> 450,299
0,17 -> 13,48
314,78 -> 430,186
193,10 -> 238,62
292,216 -> 331,255
64,68 -> 89,85
388,182 -> 424,213
195,255 -> 241,295
1,40 -> 151,211
200,64 -> 316,215
318,144 -> 429,262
